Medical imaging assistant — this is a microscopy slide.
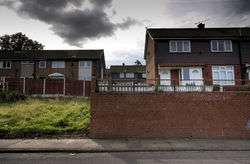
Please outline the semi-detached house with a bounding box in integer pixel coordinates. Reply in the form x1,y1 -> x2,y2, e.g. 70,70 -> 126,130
144,25 -> 250,89
0,50 -> 105,81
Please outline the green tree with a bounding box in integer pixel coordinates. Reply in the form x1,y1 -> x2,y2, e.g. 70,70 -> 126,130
0,32 -> 44,50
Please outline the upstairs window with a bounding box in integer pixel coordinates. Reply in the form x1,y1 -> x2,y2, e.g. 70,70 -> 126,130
211,40 -> 232,52
52,61 -> 65,68
169,40 -> 191,52
0,61 -> 11,69
39,61 -> 46,69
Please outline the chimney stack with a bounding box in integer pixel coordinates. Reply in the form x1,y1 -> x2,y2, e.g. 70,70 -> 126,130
197,23 -> 205,29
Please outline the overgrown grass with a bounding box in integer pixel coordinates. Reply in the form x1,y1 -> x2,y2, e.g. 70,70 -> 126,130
0,98 -> 90,137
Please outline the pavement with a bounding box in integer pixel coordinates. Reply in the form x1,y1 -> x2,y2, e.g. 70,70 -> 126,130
0,139 -> 250,153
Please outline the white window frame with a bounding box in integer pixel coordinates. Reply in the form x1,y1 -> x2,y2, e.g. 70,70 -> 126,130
126,73 -> 135,79
247,69 -> 250,80
39,61 -> 46,69
169,40 -> 191,53
119,73 -> 125,79
212,66 -> 235,86
79,61 -> 92,81
210,40 -> 233,52
181,67 -> 203,86
1,61 -> 12,69
52,61 -> 65,68
0,61 -> 3,69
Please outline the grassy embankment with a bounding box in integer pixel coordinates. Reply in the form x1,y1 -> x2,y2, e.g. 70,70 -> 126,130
0,98 -> 90,138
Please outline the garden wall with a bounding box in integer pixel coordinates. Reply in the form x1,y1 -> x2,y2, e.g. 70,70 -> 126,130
90,92 -> 250,139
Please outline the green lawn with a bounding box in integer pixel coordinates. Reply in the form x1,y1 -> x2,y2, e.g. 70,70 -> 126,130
0,98 -> 90,137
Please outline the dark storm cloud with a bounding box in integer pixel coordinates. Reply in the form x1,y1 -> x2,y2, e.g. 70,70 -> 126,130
0,0 -> 139,47
165,0 -> 250,27
228,0 -> 250,15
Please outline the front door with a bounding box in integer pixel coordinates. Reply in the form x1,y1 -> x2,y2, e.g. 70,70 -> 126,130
21,61 -> 34,78
79,61 -> 92,81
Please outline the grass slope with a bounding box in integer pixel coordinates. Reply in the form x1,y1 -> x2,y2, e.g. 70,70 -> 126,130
0,98 -> 90,137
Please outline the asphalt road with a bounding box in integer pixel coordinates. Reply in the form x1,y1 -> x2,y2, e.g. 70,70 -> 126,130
1,151 -> 250,164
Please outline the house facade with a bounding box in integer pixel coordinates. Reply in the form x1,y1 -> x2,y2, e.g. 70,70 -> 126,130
144,25 -> 250,88
0,50 -> 105,81
108,64 -> 146,81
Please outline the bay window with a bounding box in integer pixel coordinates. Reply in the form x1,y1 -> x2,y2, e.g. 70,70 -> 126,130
212,66 -> 235,85
181,67 -> 203,85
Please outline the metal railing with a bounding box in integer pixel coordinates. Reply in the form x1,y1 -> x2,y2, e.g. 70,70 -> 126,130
97,79 -> 250,93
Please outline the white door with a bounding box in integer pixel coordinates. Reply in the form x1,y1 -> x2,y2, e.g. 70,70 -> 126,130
79,61 -> 92,81
159,69 -> 171,85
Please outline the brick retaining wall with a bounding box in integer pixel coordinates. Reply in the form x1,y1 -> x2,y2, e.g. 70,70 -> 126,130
90,92 -> 250,139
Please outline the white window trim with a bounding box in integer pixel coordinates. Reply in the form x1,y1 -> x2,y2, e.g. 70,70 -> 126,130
181,67 -> 203,86
0,61 -> 3,69
169,40 -> 191,53
52,61 -> 65,68
247,69 -> 250,80
126,73 -> 135,79
1,61 -> 12,69
78,61 -> 92,81
119,73 -> 125,79
210,40 -> 233,52
39,61 -> 46,69
212,65 -> 235,86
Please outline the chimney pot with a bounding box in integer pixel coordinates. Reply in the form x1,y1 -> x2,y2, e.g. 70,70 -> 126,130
197,23 -> 205,29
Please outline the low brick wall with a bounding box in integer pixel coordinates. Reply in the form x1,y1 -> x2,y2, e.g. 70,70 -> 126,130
90,92 -> 250,139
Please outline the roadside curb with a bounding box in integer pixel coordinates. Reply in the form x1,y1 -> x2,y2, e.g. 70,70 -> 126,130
1,148 -> 250,153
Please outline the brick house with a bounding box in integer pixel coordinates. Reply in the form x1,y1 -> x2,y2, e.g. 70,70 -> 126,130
0,50 -> 105,81
108,64 -> 146,81
144,25 -> 250,88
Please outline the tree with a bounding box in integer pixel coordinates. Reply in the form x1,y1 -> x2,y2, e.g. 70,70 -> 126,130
0,32 -> 44,50
134,60 -> 142,65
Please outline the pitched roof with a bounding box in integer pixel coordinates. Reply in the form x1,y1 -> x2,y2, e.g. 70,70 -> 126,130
147,27 -> 250,39
110,65 -> 146,73
0,50 -> 104,60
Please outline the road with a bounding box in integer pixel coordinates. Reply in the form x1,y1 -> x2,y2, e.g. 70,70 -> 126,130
1,151 -> 250,164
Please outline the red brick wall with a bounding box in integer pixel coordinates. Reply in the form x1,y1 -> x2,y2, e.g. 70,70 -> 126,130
90,92 -> 250,139
146,37 -> 157,85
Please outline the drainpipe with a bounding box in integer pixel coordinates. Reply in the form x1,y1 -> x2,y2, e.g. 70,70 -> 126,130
238,28 -> 244,85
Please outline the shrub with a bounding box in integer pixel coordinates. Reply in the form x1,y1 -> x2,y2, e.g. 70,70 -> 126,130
240,84 -> 250,91
0,91 -> 26,102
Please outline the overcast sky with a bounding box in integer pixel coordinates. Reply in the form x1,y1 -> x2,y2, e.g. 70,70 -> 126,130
0,0 -> 250,67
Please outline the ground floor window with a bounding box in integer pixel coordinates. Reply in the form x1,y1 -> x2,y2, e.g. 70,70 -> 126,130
126,73 -> 134,78
181,67 -> 203,86
159,69 -> 171,85
212,66 -> 235,86
247,68 -> 250,80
